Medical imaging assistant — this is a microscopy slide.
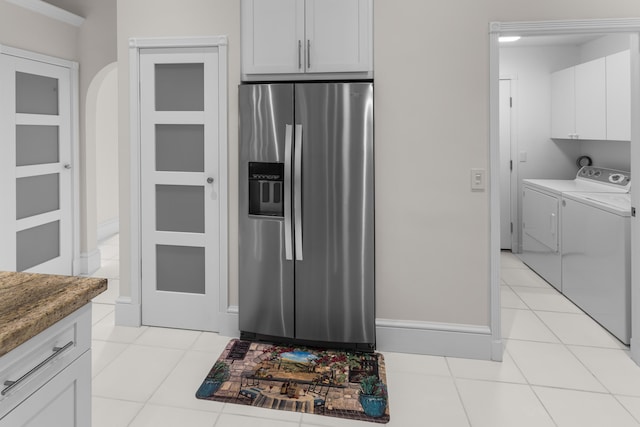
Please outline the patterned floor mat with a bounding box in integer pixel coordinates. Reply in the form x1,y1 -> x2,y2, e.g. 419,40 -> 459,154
196,339 -> 390,423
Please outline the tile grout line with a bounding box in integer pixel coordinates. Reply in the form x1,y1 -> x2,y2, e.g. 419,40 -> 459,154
501,256 -> 634,426
444,357 -> 473,427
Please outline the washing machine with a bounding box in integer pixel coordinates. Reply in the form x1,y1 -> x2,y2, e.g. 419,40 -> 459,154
521,167 -> 630,291
561,192 -> 631,344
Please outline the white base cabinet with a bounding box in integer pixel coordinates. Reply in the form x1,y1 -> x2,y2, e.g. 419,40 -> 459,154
0,305 -> 91,427
0,352 -> 90,427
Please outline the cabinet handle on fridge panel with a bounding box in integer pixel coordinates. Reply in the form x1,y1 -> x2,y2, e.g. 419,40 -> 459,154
307,40 -> 311,69
284,125 -> 294,261
294,124 -> 303,261
550,212 -> 557,235
298,40 -> 302,70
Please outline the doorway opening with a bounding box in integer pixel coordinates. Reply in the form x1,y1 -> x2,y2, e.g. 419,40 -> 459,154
489,19 -> 640,363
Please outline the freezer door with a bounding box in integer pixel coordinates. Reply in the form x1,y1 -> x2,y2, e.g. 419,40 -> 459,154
294,82 -> 375,346
239,84 -> 295,338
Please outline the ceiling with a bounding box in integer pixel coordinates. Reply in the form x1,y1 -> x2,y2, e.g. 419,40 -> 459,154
501,34 -> 604,47
42,0 -> 86,17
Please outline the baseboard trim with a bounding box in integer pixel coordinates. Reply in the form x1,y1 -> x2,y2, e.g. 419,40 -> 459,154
97,218 -> 119,242
219,305 -> 240,338
76,249 -> 101,276
115,297 -> 141,327
375,318 -> 494,360
217,311 -> 495,360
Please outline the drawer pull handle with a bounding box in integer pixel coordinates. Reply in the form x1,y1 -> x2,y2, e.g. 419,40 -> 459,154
1,341 -> 74,396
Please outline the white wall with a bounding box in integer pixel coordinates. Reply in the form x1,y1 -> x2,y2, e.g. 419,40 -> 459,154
95,66 -> 119,232
116,0 -> 640,356
0,1 -> 77,60
580,33 -> 630,63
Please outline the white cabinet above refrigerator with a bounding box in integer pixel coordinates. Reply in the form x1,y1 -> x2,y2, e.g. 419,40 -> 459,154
241,0 -> 373,80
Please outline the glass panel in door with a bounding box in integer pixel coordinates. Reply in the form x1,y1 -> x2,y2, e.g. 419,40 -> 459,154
16,72 -> 59,115
155,63 -> 204,111
17,221 -> 60,271
16,125 -> 59,166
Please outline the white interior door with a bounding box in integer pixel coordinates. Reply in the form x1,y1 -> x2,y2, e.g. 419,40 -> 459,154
139,47 -> 220,331
499,79 -> 512,250
0,54 -> 73,275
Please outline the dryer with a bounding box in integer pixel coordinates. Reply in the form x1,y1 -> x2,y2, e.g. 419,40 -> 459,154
521,167 -> 630,291
561,192 -> 631,344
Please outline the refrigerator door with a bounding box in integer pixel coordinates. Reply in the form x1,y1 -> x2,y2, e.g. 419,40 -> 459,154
294,82 -> 375,346
239,84 -> 295,338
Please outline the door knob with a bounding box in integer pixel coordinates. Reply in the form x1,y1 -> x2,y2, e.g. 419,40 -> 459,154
207,177 -> 214,184
64,164 -> 71,169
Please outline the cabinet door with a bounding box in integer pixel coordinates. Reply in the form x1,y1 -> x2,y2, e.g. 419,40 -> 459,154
575,57 -> 606,140
0,351 -> 90,427
241,0 -> 305,75
550,67 -> 575,139
305,0 -> 371,73
606,50 -> 631,141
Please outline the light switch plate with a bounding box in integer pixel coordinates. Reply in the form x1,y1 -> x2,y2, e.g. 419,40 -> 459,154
519,151 -> 527,162
471,168 -> 486,191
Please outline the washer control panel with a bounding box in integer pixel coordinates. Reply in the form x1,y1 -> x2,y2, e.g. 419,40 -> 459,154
577,166 -> 631,189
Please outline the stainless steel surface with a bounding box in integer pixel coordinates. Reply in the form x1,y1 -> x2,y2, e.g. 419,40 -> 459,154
293,82 -> 375,344
284,124 -> 293,261
294,124 -> 303,261
1,341 -> 74,396
239,84 -> 295,339
239,82 -> 375,347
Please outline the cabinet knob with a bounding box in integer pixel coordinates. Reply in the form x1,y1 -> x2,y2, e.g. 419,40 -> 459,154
207,177 -> 214,184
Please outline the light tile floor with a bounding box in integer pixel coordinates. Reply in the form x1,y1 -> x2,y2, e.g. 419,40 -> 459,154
90,238 -> 640,426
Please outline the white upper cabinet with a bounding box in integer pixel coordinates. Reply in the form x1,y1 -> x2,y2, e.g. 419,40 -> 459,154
241,0 -> 373,79
550,66 -> 575,139
606,50 -> 631,141
575,57 -> 606,141
551,51 -> 630,141
242,0 -> 304,75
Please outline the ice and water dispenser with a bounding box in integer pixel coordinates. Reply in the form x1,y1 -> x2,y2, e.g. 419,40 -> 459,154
248,162 -> 284,217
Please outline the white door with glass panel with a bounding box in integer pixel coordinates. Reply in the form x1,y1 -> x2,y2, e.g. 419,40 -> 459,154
139,48 -> 220,331
0,54 -> 73,275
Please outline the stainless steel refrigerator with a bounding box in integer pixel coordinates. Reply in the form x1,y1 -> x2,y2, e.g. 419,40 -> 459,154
238,82 -> 375,351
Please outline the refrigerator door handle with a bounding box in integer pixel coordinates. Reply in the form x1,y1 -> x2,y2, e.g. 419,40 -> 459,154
294,124 -> 303,261
284,124 -> 294,261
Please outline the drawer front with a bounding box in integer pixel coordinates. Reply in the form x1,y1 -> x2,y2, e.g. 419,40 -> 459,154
0,350 -> 91,427
0,304 -> 91,418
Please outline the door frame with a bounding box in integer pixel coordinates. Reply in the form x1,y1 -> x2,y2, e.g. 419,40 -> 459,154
122,36 -> 229,330
499,76 -> 520,251
489,19 -> 640,362
0,44 -> 80,275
